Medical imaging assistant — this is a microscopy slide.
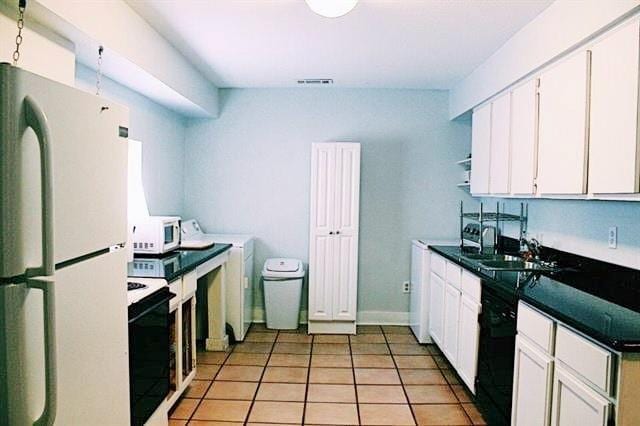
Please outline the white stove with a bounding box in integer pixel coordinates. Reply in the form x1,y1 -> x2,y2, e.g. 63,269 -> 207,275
126,277 -> 168,306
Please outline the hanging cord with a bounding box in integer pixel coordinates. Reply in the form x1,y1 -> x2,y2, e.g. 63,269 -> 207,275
95,45 -> 104,95
12,0 -> 27,66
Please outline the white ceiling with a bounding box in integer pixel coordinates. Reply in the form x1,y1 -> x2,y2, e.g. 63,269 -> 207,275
126,0 -> 553,89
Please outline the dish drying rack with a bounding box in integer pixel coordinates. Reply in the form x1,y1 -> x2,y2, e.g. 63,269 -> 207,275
460,201 -> 528,253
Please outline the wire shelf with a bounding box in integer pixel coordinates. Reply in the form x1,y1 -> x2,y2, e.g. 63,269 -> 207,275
461,212 -> 522,222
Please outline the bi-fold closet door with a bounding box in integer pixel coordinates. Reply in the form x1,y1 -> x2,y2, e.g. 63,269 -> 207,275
309,142 -> 360,323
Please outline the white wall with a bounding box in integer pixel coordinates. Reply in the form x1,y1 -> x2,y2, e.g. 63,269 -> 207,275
450,0 -> 640,118
75,63 -> 186,216
183,88 -> 473,322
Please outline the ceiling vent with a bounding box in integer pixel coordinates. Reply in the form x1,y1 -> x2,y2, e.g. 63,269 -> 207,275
297,79 -> 334,86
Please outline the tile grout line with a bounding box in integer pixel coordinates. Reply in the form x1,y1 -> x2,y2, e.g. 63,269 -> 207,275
301,331 -> 314,425
243,327 -> 277,425
382,327 -> 420,426
348,331 -> 362,426
185,343 -> 232,424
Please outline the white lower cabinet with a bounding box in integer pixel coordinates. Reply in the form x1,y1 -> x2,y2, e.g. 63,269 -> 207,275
457,294 -> 481,393
428,271 -> 445,346
443,282 -> 461,366
512,335 -> 554,426
513,302 -> 614,426
428,251 -> 482,393
551,365 -> 611,426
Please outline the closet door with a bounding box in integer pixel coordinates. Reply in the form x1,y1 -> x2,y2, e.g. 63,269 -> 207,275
537,51 -> 590,195
588,19 -> 640,194
332,143 -> 360,320
309,144 -> 336,321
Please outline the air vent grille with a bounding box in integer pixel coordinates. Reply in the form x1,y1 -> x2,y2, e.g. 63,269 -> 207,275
297,79 -> 334,85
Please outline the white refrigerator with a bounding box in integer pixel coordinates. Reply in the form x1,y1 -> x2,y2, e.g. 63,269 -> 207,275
0,63 -> 131,425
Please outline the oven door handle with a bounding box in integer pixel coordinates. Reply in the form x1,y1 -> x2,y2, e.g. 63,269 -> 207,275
128,292 -> 176,324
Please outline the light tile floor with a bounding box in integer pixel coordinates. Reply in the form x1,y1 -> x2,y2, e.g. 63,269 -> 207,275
169,325 -> 487,425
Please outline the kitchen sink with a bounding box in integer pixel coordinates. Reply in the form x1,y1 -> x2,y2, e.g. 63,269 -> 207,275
461,253 -> 522,261
478,259 -> 555,272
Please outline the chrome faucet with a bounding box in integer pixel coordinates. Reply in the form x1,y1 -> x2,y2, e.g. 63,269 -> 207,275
520,236 -> 541,261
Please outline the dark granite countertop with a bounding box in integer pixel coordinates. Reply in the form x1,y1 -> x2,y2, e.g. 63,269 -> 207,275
429,245 -> 640,352
128,243 -> 232,282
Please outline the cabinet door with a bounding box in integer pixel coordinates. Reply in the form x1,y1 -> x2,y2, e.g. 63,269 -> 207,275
309,144 -> 337,321
512,335 -> 553,426
588,20 -> 640,194
334,143 -> 361,235
457,294 -> 480,394
443,282 -> 461,367
309,234 -> 334,321
332,233 -> 357,320
471,103 -> 492,195
332,143 -> 360,321
428,272 -> 445,347
489,93 -> 512,194
537,50 -> 590,194
551,365 -> 610,426
510,79 -> 539,195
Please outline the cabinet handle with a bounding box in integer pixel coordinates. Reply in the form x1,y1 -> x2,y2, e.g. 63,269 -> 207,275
336,231 -> 341,235
329,231 -> 334,235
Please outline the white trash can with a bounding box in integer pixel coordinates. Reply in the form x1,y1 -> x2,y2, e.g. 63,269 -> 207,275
262,258 -> 305,330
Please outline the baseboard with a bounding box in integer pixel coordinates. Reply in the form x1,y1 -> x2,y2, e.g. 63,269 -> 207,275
252,308 -> 409,326
356,310 -> 410,325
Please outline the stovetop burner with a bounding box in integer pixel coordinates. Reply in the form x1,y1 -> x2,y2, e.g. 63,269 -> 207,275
127,281 -> 148,291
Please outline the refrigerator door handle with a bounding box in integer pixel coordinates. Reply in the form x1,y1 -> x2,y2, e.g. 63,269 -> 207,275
27,277 -> 57,426
24,96 -> 54,278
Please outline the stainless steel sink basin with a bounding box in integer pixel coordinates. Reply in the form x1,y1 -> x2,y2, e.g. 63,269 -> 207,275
462,253 -> 522,261
478,259 -> 553,272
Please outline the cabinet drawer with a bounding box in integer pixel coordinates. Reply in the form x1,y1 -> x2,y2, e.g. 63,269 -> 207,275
517,302 -> 555,353
445,262 -> 461,289
555,325 -> 613,395
461,270 -> 481,303
182,270 -> 197,300
430,253 -> 446,278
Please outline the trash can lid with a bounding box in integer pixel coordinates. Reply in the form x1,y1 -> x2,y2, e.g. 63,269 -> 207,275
265,258 -> 301,272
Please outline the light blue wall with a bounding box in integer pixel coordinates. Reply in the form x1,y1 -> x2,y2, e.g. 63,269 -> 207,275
493,198 -> 640,269
183,88 -> 473,319
75,63 -> 186,216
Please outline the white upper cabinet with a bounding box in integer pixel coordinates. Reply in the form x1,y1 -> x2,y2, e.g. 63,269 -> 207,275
489,92 -> 512,194
510,79 -> 539,195
537,50 -> 590,195
588,20 -> 640,194
471,103 -> 492,195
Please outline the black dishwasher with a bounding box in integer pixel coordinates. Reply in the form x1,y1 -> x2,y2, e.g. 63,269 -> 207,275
476,286 -> 517,426
128,287 -> 173,426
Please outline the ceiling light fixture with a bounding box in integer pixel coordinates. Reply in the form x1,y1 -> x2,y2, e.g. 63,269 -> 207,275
305,0 -> 359,18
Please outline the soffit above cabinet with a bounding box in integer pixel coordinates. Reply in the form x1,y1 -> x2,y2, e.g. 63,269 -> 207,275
5,0 -> 219,118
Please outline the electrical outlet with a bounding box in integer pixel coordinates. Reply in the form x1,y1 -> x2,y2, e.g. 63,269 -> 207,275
402,281 -> 410,293
608,227 -> 617,249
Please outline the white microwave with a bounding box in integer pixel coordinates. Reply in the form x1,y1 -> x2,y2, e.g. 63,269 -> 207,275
132,216 -> 181,255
